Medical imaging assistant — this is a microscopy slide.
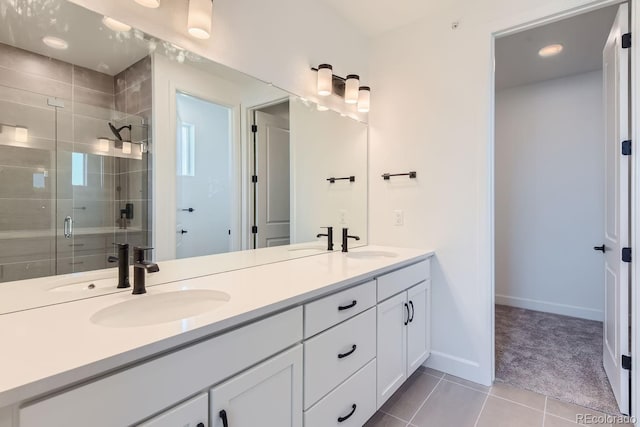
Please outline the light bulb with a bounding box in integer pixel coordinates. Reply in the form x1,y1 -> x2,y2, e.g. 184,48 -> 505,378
15,126 -> 28,142
102,16 -> 131,32
357,86 -> 370,113
98,138 -> 110,152
188,0 -> 213,39
134,0 -> 160,8
345,74 -> 359,104
317,64 -> 332,96
122,141 -> 132,154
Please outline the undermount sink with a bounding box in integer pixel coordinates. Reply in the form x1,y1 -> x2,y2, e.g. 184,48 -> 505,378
90,289 -> 231,328
49,278 -> 116,293
346,250 -> 398,259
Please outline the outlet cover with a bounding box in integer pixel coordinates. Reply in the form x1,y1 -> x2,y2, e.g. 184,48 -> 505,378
393,210 -> 404,226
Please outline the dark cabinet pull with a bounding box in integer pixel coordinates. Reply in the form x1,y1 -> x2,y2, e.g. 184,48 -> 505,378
181,208 -> 195,212
594,244 -> 605,253
337,404 -> 357,422
180,229 -> 188,234
409,300 -> 415,323
338,300 -> 357,311
337,344 -> 357,359
219,410 -> 229,427
196,423 -> 205,427
404,303 -> 410,325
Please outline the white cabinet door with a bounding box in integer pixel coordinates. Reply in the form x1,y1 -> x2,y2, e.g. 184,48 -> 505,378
210,345 -> 303,427
407,281 -> 431,376
376,292 -> 408,408
138,393 -> 208,427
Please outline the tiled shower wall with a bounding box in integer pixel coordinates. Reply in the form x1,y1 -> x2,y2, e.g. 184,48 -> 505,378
0,43 -> 151,282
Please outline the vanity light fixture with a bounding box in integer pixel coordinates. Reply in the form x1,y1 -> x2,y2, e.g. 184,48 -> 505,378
14,126 -> 28,143
538,43 -> 563,57
134,0 -> 160,8
316,104 -> 329,112
357,86 -> 370,113
98,138 -> 110,152
187,0 -> 213,39
102,16 -> 132,32
344,74 -> 359,104
42,36 -> 68,50
316,64 -> 333,96
122,141 -> 132,154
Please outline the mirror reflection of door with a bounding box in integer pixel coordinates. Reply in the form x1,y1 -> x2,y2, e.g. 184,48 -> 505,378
175,92 -> 233,259
252,103 -> 290,248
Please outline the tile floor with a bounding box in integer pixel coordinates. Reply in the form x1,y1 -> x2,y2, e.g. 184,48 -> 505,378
364,367 -> 634,427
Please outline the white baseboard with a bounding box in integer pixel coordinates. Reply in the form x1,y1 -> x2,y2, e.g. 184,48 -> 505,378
496,294 -> 603,321
424,351 -> 491,386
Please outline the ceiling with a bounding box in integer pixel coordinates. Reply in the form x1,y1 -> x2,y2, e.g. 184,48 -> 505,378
495,5 -> 619,90
317,0 -> 455,37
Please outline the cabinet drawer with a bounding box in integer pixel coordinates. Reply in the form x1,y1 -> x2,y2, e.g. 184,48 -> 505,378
304,280 -> 375,338
304,359 -> 376,427
304,308 -> 376,409
137,393 -> 208,427
377,259 -> 430,302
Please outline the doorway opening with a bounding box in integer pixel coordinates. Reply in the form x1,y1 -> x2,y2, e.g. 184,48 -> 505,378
249,100 -> 291,249
493,3 -> 631,416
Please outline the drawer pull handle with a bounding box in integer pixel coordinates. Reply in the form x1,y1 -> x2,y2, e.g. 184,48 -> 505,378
337,404 -> 357,422
197,423 -> 205,427
404,303 -> 410,325
338,344 -> 357,359
338,300 -> 357,311
219,409 -> 229,427
409,300 -> 415,323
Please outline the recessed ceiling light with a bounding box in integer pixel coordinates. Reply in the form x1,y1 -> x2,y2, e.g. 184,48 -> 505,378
42,36 -> 68,50
134,0 -> 160,8
538,44 -> 563,57
102,16 -> 132,32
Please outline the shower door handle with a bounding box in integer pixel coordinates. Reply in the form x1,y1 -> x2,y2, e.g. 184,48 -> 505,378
63,216 -> 73,239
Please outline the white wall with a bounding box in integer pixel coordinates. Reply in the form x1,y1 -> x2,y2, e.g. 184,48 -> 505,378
495,71 -> 604,321
67,0 -> 369,119
289,98 -> 368,244
368,0 -> 623,385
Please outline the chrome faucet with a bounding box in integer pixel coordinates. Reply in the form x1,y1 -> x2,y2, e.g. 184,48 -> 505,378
107,243 -> 131,289
316,226 -> 334,251
341,228 -> 360,253
132,247 -> 159,295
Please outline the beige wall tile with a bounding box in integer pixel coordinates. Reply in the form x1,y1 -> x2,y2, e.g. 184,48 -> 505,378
73,86 -> 114,110
72,65 -> 114,94
0,199 -> 53,231
0,67 -> 71,99
0,43 -> 72,84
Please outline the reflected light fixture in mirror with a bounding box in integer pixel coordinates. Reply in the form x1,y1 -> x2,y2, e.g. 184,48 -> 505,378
188,0 -> 213,39
317,64 -> 333,96
122,141 -> 132,154
345,74 -> 359,104
98,138 -> 110,152
14,126 -> 28,143
317,104 -> 329,111
134,0 -> 160,8
102,16 -> 132,32
357,86 -> 370,113
42,36 -> 68,50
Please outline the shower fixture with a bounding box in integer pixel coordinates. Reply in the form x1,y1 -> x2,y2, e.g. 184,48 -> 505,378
108,123 -> 132,142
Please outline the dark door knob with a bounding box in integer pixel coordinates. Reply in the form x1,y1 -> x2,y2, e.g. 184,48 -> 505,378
180,229 -> 188,234
594,244 -> 605,253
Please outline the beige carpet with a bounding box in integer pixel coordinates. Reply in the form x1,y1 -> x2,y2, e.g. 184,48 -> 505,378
495,304 -> 621,415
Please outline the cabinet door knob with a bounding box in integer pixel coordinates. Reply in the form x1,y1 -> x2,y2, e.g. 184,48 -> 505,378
409,300 -> 415,323
196,423 -> 205,427
338,300 -> 357,311
337,404 -> 357,422
337,344 -> 357,359
219,409 -> 229,427
404,303 -> 410,325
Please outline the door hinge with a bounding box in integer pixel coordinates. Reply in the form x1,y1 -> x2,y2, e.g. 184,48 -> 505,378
251,124 -> 258,133
251,175 -> 258,183
623,247 -> 632,263
622,140 -> 632,156
622,33 -> 632,49
623,355 -> 632,370
252,225 -> 258,234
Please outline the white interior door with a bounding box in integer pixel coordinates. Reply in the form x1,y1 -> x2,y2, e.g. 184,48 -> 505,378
254,111 -> 290,248
602,3 -> 630,415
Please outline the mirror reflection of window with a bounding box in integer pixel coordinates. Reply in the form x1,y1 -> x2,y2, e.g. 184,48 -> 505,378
178,122 -> 196,177
71,152 -> 87,187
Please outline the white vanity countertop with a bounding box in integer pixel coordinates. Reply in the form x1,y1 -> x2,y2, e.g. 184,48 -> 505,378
0,245 -> 433,408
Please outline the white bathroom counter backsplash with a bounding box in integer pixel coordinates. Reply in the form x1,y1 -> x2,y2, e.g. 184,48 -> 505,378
0,245 -> 433,408
0,241 -> 352,314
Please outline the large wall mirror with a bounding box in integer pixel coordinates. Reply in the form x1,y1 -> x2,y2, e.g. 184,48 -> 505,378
0,0 -> 368,313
